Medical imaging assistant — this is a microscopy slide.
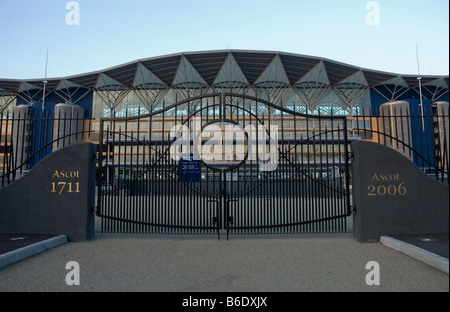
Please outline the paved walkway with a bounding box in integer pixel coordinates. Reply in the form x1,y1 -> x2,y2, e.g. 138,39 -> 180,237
0,233 -> 448,292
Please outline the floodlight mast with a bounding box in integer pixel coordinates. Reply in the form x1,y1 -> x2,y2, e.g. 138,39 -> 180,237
416,44 -> 425,132
42,47 -> 49,111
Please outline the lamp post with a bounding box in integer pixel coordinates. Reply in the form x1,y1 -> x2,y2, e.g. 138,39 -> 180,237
416,44 -> 425,132
42,80 -> 48,111
41,48 -> 49,112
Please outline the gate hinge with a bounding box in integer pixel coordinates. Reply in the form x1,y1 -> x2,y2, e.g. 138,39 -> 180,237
350,150 -> 355,161
92,204 -> 98,215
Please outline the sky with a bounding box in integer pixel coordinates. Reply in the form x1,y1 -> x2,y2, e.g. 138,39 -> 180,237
0,0 -> 448,80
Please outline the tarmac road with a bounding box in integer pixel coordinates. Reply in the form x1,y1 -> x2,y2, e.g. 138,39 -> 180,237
0,233 -> 448,293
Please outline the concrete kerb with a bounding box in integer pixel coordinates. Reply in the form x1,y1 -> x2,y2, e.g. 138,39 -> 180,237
0,235 -> 68,270
380,236 -> 449,274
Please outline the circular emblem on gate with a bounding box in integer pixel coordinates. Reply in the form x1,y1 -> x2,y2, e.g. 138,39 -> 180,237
198,119 -> 249,172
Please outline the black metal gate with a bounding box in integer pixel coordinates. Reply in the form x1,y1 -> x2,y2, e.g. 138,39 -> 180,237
96,93 -> 352,238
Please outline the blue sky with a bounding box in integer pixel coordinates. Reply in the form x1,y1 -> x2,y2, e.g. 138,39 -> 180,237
0,0 -> 448,79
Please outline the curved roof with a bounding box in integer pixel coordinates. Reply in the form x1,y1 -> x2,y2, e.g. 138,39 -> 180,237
0,50 -> 448,96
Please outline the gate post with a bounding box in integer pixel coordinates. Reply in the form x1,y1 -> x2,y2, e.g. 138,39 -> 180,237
351,140 -> 449,242
0,143 -> 97,242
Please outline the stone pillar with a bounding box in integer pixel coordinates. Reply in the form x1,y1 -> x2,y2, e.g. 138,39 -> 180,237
0,143 -> 97,242
352,140 -> 449,242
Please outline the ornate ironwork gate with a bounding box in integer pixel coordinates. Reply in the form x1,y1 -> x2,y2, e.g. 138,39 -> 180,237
96,93 -> 352,238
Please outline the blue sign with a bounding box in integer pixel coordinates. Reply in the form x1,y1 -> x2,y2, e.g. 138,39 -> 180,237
178,157 -> 201,182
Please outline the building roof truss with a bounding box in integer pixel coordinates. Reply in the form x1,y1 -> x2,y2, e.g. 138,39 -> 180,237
373,76 -> 411,102
133,63 -> 169,112
172,56 -> 210,114
212,53 -> 249,94
95,73 -> 131,113
254,55 -> 291,108
332,70 -> 369,109
293,61 -> 330,111
54,79 -> 91,105
320,89 -> 351,114
420,78 -> 449,102
16,81 -> 49,105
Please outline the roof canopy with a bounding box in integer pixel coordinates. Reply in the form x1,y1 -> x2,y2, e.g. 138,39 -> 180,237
1,50 -> 448,94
